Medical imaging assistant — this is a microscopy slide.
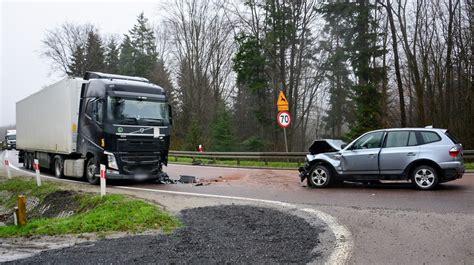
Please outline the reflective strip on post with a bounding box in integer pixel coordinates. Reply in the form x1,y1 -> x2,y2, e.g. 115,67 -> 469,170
34,159 -> 41,186
100,164 -> 106,197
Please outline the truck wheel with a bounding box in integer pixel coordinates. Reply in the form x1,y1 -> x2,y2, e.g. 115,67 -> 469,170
53,156 -> 65,178
412,165 -> 438,190
23,153 -> 29,169
26,153 -> 33,170
85,157 -> 100,185
308,164 -> 332,188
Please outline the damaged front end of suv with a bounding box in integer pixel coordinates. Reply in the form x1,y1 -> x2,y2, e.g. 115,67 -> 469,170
298,139 -> 346,187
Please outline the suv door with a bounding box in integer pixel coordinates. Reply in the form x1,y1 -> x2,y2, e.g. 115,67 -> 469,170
379,131 -> 420,175
341,131 -> 385,175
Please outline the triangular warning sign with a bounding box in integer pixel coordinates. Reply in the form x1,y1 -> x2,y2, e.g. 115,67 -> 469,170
277,91 -> 289,111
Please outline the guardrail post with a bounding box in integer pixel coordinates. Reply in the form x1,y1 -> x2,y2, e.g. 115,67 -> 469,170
264,158 -> 268,166
237,158 -> 240,165
174,156 -> 178,162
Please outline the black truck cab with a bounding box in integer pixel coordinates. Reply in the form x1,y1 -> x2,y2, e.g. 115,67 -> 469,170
78,72 -> 172,184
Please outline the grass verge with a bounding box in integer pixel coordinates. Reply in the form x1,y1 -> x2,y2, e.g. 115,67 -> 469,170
0,178 -> 181,237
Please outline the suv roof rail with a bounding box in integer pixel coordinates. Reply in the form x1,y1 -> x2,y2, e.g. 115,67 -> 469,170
84,72 -> 150,83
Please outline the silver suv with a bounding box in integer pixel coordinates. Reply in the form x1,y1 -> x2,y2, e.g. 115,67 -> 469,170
298,128 -> 465,190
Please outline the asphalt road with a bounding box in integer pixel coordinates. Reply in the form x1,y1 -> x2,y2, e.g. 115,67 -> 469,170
2,150 -> 474,264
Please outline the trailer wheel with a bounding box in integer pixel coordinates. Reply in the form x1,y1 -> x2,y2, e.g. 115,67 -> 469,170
53,155 -> 65,178
85,157 -> 100,185
26,153 -> 33,170
23,153 -> 29,169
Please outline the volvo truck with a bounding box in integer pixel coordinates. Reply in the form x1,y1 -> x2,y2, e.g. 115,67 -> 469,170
16,72 -> 172,184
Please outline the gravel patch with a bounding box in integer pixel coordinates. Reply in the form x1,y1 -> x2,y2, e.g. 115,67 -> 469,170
8,205 -> 323,264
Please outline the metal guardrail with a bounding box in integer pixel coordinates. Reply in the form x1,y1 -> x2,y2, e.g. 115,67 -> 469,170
169,151 -> 307,166
169,149 -> 474,165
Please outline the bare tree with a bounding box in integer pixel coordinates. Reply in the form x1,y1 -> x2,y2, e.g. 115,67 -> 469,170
41,22 -> 95,75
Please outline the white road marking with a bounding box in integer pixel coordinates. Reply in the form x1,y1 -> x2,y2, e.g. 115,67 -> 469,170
4,150 -> 353,264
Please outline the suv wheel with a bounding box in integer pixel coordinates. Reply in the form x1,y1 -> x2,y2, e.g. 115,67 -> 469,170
308,164 -> 332,188
412,165 -> 438,190
85,157 -> 100,185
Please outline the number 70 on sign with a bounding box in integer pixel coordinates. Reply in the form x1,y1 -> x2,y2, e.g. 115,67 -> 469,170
277,111 -> 291,128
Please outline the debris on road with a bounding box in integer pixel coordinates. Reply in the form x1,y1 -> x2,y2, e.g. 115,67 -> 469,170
179,175 -> 196,183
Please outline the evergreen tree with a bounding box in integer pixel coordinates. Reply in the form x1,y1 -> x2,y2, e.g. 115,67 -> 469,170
318,0 -> 385,138
129,12 -> 158,77
185,116 -> 204,151
67,44 -> 86,77
104,38 -> 120,73
318,2 -> 355,137
233,34 -> 271,144
119,35 -> 135,75
348,0 -> 385,137
84,30 -> 105,72
149,59 -> 176,105
211,106 -> 235,151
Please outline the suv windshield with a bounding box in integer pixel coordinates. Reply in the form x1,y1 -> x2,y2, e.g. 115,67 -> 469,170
107,97 -> 169,125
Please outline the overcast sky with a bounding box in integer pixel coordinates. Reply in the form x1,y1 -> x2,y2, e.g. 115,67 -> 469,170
0,0 -> 166,126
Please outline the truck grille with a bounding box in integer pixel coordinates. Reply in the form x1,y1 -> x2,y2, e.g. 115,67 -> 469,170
119,154 -> 160,175
116,139 -> 162,151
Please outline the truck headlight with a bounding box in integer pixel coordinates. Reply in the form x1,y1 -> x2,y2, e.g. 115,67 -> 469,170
104,151 -> 118,170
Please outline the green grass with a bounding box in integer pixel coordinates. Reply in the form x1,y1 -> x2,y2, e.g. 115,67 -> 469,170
0,179 -> 181,237
169,156 -> 301,168
0,178 -> 58,208
465,162 -> 474,170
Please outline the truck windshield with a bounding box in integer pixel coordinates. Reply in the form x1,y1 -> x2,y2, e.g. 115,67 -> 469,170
107,97 -> 169,125
6,135 -> 16,141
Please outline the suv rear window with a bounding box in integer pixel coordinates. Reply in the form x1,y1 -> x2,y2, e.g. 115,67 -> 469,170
385,131 -> 409,147
444,130 -> 460,144
420,131 -> 441,144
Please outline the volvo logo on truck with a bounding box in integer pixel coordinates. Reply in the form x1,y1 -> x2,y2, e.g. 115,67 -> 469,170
16,72 -> 172,184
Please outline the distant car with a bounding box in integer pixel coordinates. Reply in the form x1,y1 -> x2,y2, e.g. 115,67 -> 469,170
299,128 -> 465,190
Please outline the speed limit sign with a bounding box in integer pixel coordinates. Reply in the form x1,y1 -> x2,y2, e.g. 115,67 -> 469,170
277,111 -> 291,128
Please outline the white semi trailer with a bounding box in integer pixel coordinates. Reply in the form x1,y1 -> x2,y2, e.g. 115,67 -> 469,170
16,72 -> 172,184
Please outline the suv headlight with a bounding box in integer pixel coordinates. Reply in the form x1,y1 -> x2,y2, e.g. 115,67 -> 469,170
104,151 -> 118,170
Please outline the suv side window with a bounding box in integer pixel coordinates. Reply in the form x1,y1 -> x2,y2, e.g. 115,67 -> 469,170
352,131 -> 384,150
385,131 -> 409,148
408,131 -> 419,146
420,131 -> 441,144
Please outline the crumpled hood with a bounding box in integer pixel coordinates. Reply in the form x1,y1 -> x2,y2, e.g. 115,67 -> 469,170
308,139 -> 346,155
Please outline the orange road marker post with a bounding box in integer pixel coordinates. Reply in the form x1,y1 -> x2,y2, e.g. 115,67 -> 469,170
17,195 -> 27,226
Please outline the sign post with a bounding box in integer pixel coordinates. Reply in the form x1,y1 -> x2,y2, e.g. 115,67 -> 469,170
100,164 -> 106,197
34,159 -> 42,187
277,91 -> 290,153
